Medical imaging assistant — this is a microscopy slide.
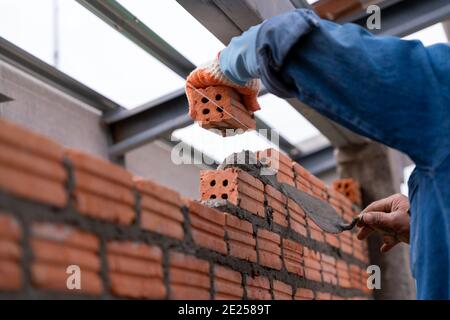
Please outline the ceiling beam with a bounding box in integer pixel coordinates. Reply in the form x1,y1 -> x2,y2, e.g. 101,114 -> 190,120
348,0 -> 450,37
103,88 -> 297,157
0,36 -> 121,112
0,92 -> 12,103
75,0 -> 196,78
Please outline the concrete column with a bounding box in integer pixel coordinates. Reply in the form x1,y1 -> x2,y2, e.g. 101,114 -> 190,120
443,20 -> 450,43
336,142 -> 416,300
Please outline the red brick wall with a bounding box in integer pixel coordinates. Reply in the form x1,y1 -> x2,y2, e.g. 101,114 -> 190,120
0,119 -> 371,300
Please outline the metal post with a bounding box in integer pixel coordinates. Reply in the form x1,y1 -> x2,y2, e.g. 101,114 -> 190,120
443,19 -> 450,42
336,142 -> 416,299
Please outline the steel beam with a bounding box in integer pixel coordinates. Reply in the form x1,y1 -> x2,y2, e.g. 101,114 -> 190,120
0,37 -> 121,112
104,88 -> 297,157
294,145 -> 336,176
443,19 -> 450,42
349,0 -> 450,37
0,92 -> 12,103
176,0 -> 367,148
76,0 -> 196,78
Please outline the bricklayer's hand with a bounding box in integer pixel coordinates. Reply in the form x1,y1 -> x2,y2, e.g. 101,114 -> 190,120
357,193 -> 410,252
186,57 -> 260,113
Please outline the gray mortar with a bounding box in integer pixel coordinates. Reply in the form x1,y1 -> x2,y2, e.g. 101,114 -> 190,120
0,150 -> 370,300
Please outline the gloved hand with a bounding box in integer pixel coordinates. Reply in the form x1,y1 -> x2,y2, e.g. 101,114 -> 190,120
357,193 -> 410,253
185,24 -> 262,112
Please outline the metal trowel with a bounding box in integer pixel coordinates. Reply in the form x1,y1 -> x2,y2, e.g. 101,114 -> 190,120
280,183 -> 362,234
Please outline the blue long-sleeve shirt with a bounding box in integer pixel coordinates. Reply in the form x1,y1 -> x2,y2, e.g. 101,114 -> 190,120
222,9 -> 450,299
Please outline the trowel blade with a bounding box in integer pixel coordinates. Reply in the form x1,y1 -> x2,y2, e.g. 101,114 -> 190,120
280,183 -> 358,234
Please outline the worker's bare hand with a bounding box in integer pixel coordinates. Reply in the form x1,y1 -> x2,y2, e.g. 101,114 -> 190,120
185,57 -> 260,112
357,193 -> 410,253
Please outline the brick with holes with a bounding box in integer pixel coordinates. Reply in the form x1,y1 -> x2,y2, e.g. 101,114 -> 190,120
287,198 -> 307,237
188,86 -> 256,136
67,149 -> 134,224
332,178 -> 362,206
225,213 -> 257,262
294,288 -> 314,300
273,280 -> 292,300
321,253 -> 338,286
265,184 -> 288,227
282,238 -> 304,276
0,214 -> 22,291
184,199 -> 227,254
169,252 -> 210,300
257,229 -> 282,270
0,119 -> 67,207
245,275 -> 271,300
135,178 -> 184,240
214,266 -> 243,300
30,223 -> 102,295
107,241 -> 165,299
257,148 -> 295,186
200,168 -> 264,217
303,247 -> 322,282
337,260 -> 351,288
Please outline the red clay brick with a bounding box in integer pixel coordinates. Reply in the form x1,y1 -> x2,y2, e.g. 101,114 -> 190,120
273,280 -> 292,300
214,265 -> 243,300
0,214 -> 21,241
0,214 -> 22,291
307,219 -> 325,243
287,198 -> 307,237
294,287 -> 314,300
0,119 -> 64,161
67,149 -> 132,187
136,178 -> 184,240
200,168 -> 264,217
257,149 -> 295,186
337,260 -> 352,288
107,241 -> 164,299
245,275 -> 271,300
316,292 -> 332,300
31,239 -> 100,271
0,166 -> 67,208
282,239 -> 303,276
185,200 -> 226,254
30,223 -> 101,295
74,191 -> 135,224
0,142 -> 66,182
304,247 -> 322,282
74,171 -> 134,205
265,185 -> 288,227
225,214 -> 256,262
31,262 -> 102,295
32,223 -> 99,251
169,252 -> 210,300
188,86 -> 256,134
0,260 -> 21,291
350,264 -> 362,289
257,229 -> 282,270
325,233 -> 340,248
332,178 -> 362,206
67,149 -> 135,224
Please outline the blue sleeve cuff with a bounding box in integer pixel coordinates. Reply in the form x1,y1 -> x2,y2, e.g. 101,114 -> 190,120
255,9 -> 320,97
219,24 -> 262,86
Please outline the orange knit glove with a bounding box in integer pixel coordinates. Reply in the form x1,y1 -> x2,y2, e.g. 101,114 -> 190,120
186,57 -> 261,112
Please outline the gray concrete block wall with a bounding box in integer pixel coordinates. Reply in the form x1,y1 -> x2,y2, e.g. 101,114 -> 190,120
0,60 -> 204,198
0,61 -> 110,158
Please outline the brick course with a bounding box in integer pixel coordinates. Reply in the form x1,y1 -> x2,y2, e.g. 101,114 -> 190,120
0,119 -> 371,300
